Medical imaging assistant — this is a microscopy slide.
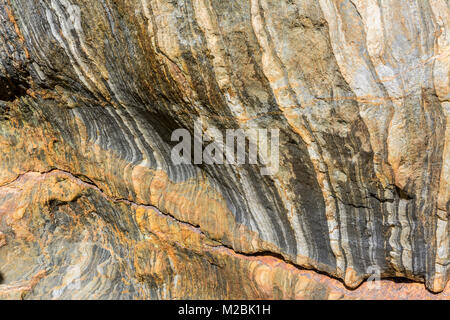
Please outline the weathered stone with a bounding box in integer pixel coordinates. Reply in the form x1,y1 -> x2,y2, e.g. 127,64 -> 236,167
0,0 -> 448,299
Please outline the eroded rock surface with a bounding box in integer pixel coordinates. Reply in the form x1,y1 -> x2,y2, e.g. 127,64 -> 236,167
0,0 -> 448,299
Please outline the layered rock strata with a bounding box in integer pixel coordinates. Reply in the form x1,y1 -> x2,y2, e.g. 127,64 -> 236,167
0,0 -> 448,299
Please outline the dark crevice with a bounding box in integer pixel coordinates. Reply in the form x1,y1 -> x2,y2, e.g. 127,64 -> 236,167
381,276 -> 442,294
3,168 -> 438,294
225,248 -> 288,262
0,76 -> 30,101
207,243 -> 355,289
395,185 -> 414,200
384,276 -> 418,284
369,192 -> 395,203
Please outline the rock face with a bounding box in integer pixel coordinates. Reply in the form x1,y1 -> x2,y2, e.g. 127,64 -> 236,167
0,0 -> 448,299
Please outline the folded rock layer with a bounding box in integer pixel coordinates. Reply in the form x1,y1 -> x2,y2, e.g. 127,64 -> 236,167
0,0 -> 448,299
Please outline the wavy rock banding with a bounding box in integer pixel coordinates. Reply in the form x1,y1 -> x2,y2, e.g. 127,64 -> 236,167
0,0 -> 448,299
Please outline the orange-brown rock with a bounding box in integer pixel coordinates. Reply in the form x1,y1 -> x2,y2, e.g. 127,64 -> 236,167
0,0 -> 448,299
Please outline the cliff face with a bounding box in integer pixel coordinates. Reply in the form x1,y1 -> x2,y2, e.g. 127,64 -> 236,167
0,0 -> 448,299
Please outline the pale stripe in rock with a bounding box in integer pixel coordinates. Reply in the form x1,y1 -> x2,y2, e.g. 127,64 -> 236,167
47,0 -> 108,99
250,0 -> 347,278
398,199 -> 413,275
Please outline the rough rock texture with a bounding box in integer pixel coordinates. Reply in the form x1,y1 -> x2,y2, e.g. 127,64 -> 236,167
0,0 -> 448,299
